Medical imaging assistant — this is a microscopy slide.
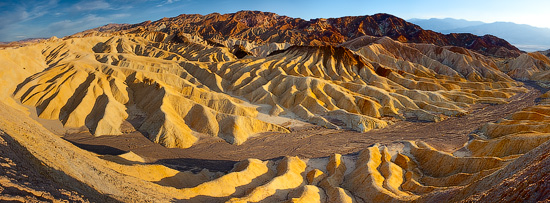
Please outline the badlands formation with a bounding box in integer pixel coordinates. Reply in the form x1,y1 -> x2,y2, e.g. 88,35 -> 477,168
1,11 -> 550,202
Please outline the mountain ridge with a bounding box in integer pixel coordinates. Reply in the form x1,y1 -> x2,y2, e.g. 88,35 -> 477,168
410,18 -> 550,52
408,18 -> 485,30
76,10 -> 521,58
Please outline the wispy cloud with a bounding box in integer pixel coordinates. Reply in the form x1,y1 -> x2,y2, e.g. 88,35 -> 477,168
0,0 -> 181,41
44,14 -> 108,36
0,0 -> 60,41
40,12 -> 131,38
156,0 -> 180,7
0,0 -> 59,26
71,0 -> 112,11
0,8 -> 29,28
109,13 -> 131,18
26,0 -> 60,20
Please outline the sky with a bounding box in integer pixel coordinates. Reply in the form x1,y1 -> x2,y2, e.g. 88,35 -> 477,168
1,0 -> 550,42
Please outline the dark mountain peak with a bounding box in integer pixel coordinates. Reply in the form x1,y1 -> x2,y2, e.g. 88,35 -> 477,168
371,13 -> 404,21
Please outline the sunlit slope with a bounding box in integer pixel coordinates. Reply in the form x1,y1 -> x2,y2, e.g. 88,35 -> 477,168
2,97 -> 550,202
7,34 -> 288,148
1,32 -> 529,148
0,16 -> 550,202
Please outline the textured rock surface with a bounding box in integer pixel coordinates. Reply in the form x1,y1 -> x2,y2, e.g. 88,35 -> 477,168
2,96 -> 550,202
1,10 -> 550,203
2,33 -> 526,149
80,11 -> 521,58
497,52 -> 550,81
9,35 -> 289,148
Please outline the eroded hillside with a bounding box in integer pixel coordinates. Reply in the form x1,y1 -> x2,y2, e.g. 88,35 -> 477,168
83,11 -> 521,57
1,11 -> 550,202
3,30 -> 529,149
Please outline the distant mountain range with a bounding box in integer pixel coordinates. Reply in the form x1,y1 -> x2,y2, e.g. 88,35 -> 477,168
0,38 -> 47,48
409,18 -> 550,52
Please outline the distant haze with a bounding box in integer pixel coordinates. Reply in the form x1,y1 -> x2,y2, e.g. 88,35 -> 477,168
410,18 -> 550,52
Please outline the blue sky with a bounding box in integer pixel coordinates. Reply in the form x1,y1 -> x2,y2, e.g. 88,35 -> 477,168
1,0 -> 549,42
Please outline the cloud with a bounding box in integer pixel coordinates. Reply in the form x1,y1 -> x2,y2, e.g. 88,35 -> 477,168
0,8 -> 29,29
41,14 -> 109,38
39,12 -> 131,39
49,15 -> 106,29
109,13 -> 130,18
0,0 -> 58,26
0,0 -> 60,41
0,20 -> 40,42
156,0 -> 180,7
25,0 -> 60,20
71,0 -> 111,11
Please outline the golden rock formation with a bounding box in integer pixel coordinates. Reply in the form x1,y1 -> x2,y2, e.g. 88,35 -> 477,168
3,33 -> 528,149
8,35 -> 289,148
496,52 -> 550,81
1,15 -> 550,202
4,95 -> 550,202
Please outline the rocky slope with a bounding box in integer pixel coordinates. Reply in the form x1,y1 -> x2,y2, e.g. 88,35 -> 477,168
410,18 -> 550,52
81,11 -> 521,58
4,31 -> 526,149
496,52 -> 550,81
1,97 -> 550,202
1,10 -> 550,202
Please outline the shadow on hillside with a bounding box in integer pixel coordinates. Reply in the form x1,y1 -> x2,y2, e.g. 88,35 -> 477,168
64,139 -> 126,156
155,158 -> 238,173
2,132 -> 121,202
